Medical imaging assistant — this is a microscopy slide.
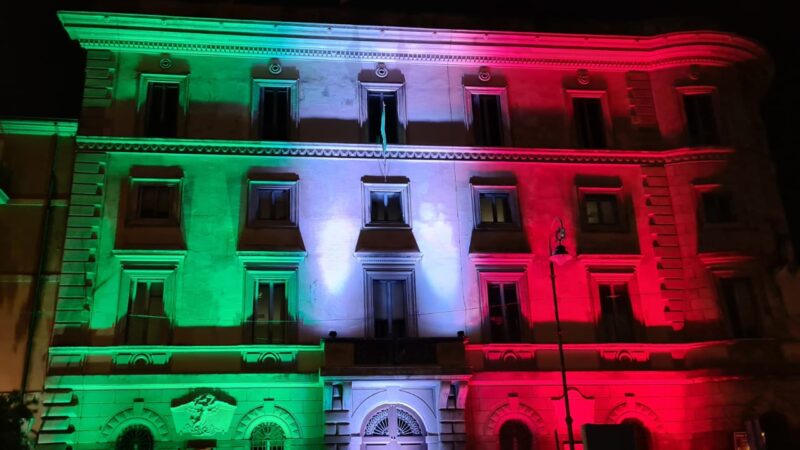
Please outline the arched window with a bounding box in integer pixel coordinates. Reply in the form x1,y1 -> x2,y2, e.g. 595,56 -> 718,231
250,422 -> 286,450
116,424 -> 154,450
499,420 -> 533,450
621,418 -> 651,450
362,405 -> 426,449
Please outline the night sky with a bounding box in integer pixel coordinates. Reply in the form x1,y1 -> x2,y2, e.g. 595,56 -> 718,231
2,1 -> 797,258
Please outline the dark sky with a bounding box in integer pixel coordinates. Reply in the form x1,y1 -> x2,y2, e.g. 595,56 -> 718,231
2,1 -> 798,257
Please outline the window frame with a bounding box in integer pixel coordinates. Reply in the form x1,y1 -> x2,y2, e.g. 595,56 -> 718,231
694,183 -> 739,228
676,85 -> 723,147
114,251 -> 185,346
358,81 -> 407,145
463,85 -> 512,147
362,180 -> 411,229
471,184 -> 521,230
363,267 -> 417,338
247,179 -> 299,228
127,177 -> 182,227
583,263 -> 643,343
577,186 -> 627,233
566,89 -> 613,149
243,267 -> 298,345
477,270 -> 529,344
250,78 -> 300,141
136,73 -> 189,138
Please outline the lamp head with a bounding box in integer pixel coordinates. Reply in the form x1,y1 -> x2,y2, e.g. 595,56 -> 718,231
549,243 -> 572,266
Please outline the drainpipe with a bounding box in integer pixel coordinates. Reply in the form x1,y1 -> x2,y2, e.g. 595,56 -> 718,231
20,128 -> 60,395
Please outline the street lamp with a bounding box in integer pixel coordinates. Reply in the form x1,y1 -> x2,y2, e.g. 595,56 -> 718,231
549,217 -> 575,450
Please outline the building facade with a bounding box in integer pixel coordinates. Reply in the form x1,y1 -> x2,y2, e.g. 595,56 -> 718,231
0,119 -> 76,399
34,9 -> 800,449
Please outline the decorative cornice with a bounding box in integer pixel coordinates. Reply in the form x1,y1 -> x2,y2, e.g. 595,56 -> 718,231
76,136 -> 734,165
58,12 -> 769,70
0,119 -> 78,137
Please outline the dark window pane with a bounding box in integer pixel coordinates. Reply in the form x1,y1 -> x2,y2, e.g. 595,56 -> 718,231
472,94 -> 504,146
573,97 -> 606,148
126,280 -> 168,345
252,281 -> 289,343
370,191 -> 403,224
701,191 -> 735,224
373,279 -> 407,338
487,282 -> 521,343
260,87 -> 291,140
684,93 -> 719,146
598,283 -> 636,342
478,193 -> 513,225
138,185 -> 174,220
584,194 -> 619,226
367,91 -> 399,144
255,187 -> 291,222
144,83 -> 179,137
720,278 -> 759,338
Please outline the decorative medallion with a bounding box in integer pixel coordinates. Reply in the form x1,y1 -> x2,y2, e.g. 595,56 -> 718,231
375,62 -> 389,78
478,66 -> 492,82
268,59 -> 283,75
171,393 -> 236,437
688,64 -> 701,80
159,57 -> 173,70
577,68 -> 590,85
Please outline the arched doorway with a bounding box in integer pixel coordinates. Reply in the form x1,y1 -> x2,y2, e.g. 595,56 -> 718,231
116,424 -> 154,450
362,404 -> 427,449
760,411 -> 792,450
250,421 -> 286,450
499,420 -> 533,450
621,418 -> 652,450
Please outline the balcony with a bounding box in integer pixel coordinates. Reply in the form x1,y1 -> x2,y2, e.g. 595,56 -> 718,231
323,337 -> 467,376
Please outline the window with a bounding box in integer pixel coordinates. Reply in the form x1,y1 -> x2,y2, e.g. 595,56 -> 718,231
364,269 -> 416,338
719,277 -> 760,338
373,279 -> 408,338
144,83 -> 179,137
247,179 -> 298,228
573,96 -> 607,148
584,194 -> 619,226
478,270 -> 528,343
138,74 -> 187,138
250,422 -> 285,450
330,383 -> 344,410
116,425 -> 154,450
701,191 -> 736,224
682,92 -> 719,146
243,267 -> 298,344
487,281 -> 522,343
360,82 -> 406,145
362,179 -> 410,227
128,180 -> 181,227
464,86 -> 511,146
472,94 -> 504,146
472,185 -> 520,229
368,91 -> 400,144
252,79 -> 298,141
598,282 -> 636,342
124,279 -> 170,345
250,280 -> 289,344
499,421 -> 533,450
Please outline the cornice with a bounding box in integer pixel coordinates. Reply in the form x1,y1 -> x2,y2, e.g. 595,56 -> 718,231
76,136 -> 733,165
0,119 -> 78,137
58,11 -> 768,70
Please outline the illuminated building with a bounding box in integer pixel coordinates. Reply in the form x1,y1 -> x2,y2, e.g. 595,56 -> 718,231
33,8 -> 800,449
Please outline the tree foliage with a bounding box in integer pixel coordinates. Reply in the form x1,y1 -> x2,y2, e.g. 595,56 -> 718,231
0,391 -> 36,450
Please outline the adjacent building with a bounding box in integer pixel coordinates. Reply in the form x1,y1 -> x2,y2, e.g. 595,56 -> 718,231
31,8 -> 800,449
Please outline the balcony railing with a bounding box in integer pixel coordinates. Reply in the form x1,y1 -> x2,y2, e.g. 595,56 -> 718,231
323,337 -> 467,375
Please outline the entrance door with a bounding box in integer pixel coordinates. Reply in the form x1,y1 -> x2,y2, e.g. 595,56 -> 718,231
362,405 -> 427,449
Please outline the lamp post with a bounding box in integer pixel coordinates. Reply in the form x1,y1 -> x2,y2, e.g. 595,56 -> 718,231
549,218 -> 575,450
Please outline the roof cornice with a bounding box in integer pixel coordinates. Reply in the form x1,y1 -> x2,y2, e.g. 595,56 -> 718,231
0,119 -> 78,137
75,136 -> 733,165
58,11 -> 768,70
